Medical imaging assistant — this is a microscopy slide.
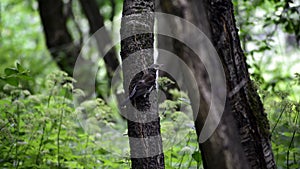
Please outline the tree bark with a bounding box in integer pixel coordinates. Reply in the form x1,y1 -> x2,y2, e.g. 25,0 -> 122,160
159,0 -> 276,168
205,1 -> 276,168
79,0 -> 119,78
121,0 -> 164,168
38,0 -> 80,76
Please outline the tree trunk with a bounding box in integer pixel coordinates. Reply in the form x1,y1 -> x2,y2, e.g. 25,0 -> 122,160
38,0 -> 80,76
120,0 -> 164,168
79,0 -> 119,78
158,0 -> 276,168
205,1 -> 276,168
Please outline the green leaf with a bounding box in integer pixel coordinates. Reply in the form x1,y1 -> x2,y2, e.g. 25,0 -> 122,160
3,76 -> 19,86
192,151 -> 202,163
97,147 -> 111,155
16,62 -> 25,72
0,99 -> 10,106
4,68 -> 18,76
18,74 -> 33,81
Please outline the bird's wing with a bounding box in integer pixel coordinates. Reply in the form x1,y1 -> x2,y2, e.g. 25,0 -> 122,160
129,85 -> 137,98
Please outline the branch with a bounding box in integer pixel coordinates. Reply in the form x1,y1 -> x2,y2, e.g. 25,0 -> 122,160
79,0 -> 119,77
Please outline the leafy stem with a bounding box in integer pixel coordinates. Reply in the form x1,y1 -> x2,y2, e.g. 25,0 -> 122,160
57,89 -> 68,168
35,81 -> 56,165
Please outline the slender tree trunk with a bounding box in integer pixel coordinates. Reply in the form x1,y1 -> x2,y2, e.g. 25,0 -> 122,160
120,0 -> 164,168
79,0 -> 119,78
158,0 -> 276,168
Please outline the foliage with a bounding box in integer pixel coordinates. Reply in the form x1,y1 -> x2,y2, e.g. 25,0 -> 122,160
0,67 -> 128,168
234,0 -> 300,168
157,84 -> 200,168
0,63 -> 200,168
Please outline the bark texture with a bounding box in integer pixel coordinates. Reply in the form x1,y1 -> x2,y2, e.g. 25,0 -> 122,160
206,1 -> 276,168
159,0 -> 276,169
121,0 -> 164,168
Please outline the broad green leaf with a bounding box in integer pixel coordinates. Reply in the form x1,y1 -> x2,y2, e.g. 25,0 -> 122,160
3,76 -> 19,86
4,67 -> 18,76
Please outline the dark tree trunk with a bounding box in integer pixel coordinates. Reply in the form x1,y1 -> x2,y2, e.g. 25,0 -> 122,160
38,0 -> 80,76
158,0 -> 276,169
205,1 -> 276,168
79,0 -> 119,78
120,0 -> 164,168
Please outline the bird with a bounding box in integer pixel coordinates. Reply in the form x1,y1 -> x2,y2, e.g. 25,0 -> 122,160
121,64 -> 162,108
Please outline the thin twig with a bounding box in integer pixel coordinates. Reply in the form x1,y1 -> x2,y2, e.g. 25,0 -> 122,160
286,129 -> 296,169
271,103 -> 288,135
286,109 -> 299,169
57,90 -> 68,168
15,105 -> 20,169
36,83 -> 56,165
